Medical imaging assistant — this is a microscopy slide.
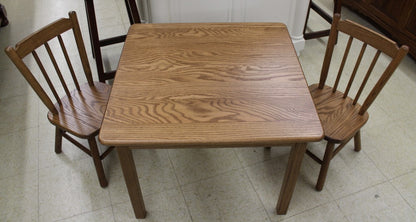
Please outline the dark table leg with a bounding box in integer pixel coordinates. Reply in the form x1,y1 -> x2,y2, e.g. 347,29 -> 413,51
117,147 -> 147,218
276,143 -> 307,214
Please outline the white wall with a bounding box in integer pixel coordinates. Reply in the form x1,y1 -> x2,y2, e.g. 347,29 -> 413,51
142,0 -> 309,53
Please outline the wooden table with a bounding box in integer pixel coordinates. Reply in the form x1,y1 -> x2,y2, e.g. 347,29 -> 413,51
99,23 -> 323,219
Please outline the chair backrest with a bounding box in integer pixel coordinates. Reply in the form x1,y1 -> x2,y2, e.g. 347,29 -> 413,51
5,11 -> 93,115
318,14 -> 409,115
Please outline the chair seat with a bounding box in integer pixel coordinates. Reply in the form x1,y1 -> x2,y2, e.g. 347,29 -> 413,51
48,82 -> 111,138
309,83 -> 369,143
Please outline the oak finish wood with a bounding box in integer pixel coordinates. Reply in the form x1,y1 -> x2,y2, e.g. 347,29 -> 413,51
100,23 -> 323,147
5,11 -> 113,188
276,143 -> 307,214
99,23 -> 323,218
307,14 -> 409,191
117,148 -> 146,218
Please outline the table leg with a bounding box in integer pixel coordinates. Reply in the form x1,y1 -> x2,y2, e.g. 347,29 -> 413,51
276,143 -> 307,214
117,147 -> 147,218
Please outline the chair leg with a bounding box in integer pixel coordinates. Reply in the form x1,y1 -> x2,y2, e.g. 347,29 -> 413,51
302,0 -> 312,37
88,137 -> 108,188
55,127 -> 63,154
316,142 -> 335,191
354,130 -> 361,152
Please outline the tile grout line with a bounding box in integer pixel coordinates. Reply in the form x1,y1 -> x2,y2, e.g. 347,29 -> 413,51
240,166 -> 273,221
333,179 -> 389,203
51,206 -> 114,222
301,152 -> 352,221
167,148 -> 244,187
333,191 -> 352,222
167,150 -> 195,222
362,145 -> 393,183
105,152 -> 117,222
232,148 -> 273,221
37,117 -> 41,222
388,169 -> 416,212
240,148 -> 339,222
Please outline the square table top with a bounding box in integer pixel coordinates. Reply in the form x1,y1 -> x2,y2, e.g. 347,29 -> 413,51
99,23 -> 323,148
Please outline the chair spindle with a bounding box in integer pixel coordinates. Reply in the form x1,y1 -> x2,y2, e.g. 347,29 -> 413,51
333,36 -> 353,92
57,34 -> 81,91
343,42 -> 367,98
32,50 -> 62,105
353,50 -> 381,104
44,41 -> 71,97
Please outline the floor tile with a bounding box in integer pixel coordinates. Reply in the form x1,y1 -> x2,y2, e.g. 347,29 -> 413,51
391,170 -> 416,210
244,154 -> 333,220
364,103 -> 393,129
0,67 -> 32,99
181,169 -> 270,222
0,93 -> 39,134
38,158 -> 111,222
362,124 -> 416,179
37,123 -> 90,170
97,23 -> 127,40
58,207 -> 115,222
281,202 -> 348,222
115,0 -> 134,28
100,44 -> 125,74
94,1 -> 125,30
374,62 -> 416,120
234,146 -> 291,167
31,0 -> 84,26
168,148 -> 241,185
0,128 -> 38,179
306,140 -> 387,199
396,112 -> 416,141
0,172 -> 39,222
108,149 -> 179,205
337,182 -> 416,222
112,188 -> 191,222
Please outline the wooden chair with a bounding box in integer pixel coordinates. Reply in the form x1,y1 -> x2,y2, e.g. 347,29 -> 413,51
307,14 -> 408,191
5,11 -> 113,188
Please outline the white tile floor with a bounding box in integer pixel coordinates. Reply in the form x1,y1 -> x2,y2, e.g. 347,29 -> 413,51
0,0 -> 415,221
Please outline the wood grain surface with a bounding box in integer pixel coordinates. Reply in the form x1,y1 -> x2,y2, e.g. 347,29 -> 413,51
48,82 -> 112,138
99,23 -> 323,148
309,83 -> 368,143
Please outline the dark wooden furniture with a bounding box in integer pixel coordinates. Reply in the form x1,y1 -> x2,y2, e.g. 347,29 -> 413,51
342,0 -> 416,59
0,3 -> 8,27
84,0 -> 141,82
5,11 -> 113,188
306,14 -> 408,191
99,22 -> 324,219
303,0 -> 342,40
